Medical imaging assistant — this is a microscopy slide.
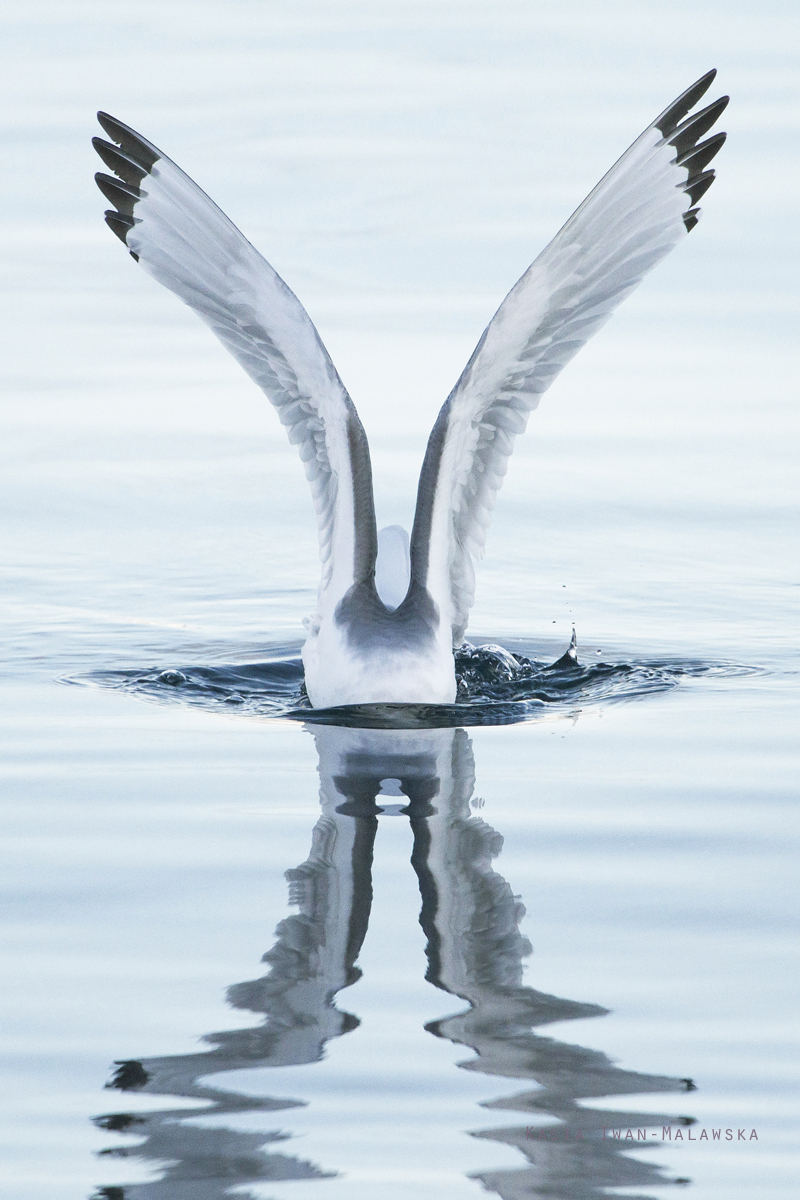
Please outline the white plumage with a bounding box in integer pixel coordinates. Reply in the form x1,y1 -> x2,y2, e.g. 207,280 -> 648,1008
93,72 -> 727,707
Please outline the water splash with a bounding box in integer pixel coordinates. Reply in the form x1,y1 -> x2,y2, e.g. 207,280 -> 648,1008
69,634 -> 753,729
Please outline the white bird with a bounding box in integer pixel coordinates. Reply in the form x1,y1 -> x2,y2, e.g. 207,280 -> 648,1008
93,72 -> 727,708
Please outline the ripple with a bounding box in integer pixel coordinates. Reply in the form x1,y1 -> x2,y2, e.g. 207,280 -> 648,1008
68,636 -> 756,729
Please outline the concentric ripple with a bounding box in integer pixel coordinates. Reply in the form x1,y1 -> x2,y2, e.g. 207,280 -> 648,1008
69,636 -> 754,729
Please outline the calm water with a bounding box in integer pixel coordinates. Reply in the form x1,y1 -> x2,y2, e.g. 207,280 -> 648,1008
1,3 -> 799,1197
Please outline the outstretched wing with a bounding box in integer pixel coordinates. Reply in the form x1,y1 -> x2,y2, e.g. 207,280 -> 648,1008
409,71 -> 728,644
93,114 -> 376,613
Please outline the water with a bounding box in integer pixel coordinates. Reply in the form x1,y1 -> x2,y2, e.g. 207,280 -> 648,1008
72,639 -> 754,726
1,2 -> 799,1197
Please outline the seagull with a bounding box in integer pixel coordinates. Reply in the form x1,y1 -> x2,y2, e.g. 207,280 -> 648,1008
93,71 -> 727,708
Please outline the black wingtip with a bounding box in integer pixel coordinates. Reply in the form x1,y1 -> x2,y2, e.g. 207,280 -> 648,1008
683,169 -> 716,207
103,209 -> 134,245
96,111 -> 160,172
675,130 -> 727,174
94,114 -> 159,257
682,207 -> 701,233
92,136 -> 148,186
95,172 -> 142,216
96,111 -> 133,142
655,69 -> 718,136
96,111 -> 132,146
669,96 -> 729,157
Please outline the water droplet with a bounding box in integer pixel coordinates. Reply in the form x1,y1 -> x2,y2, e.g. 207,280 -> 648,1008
158,669 -> 186,686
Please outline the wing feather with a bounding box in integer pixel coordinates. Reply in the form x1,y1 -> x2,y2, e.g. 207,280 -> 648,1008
410,72 -> 728,643
93,114 -> 376,611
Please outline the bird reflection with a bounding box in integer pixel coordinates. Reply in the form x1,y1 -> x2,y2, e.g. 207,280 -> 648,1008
92,726 -> 694,1199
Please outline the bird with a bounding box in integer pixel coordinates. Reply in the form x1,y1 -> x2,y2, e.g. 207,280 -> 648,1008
93,71 -> 727,709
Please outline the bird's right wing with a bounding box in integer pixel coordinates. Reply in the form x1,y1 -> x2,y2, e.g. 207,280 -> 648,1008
409,71 -> 727,643
93,114 -> 377,614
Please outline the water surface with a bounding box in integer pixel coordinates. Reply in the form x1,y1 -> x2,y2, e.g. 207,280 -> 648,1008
1,3 -> 798,1198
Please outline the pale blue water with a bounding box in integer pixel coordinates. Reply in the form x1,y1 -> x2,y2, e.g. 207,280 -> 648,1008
1,3 -> 799,1197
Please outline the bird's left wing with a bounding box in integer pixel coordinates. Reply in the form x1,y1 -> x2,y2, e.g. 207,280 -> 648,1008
409,71 -> 728,644
93,114 -> 377,614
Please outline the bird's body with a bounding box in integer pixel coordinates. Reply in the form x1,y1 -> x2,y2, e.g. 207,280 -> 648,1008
303,598 -> 457,708
93,73 -> 727,707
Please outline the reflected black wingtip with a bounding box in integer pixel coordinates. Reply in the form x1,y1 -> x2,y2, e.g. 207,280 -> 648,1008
105,1059 -> 150,1091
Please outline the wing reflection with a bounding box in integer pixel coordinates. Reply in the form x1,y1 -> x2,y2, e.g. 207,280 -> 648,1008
93,726 -> 694,1198
406,728 -> 695,1197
